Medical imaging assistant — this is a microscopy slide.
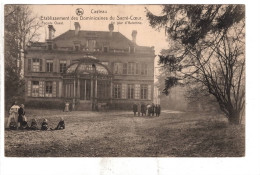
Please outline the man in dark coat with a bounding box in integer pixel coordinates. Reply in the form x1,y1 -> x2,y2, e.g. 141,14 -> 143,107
158,105 -> 161,117
133,103 -> 137,116
18,104 -> 25,128
155,105 -> 158,116
137,103 -> 141,116
141,103 -> 146,116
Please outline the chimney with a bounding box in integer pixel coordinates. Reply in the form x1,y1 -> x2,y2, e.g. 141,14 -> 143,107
108,23 -> 114,36
74,22 -> 81,36
132,30 -> 137,44
48,25 -> 56,40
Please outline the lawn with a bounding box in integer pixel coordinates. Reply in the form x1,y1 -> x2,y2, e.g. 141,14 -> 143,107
4,109 -> 245,157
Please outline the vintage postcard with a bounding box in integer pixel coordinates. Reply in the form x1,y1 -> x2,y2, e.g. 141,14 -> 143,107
1,3 -> 256,175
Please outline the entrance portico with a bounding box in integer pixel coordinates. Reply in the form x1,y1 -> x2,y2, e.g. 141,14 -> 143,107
63,57 -> 113,110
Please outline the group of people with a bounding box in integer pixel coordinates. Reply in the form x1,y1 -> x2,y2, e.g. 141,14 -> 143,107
133,103 -> 161,117
6,102 -> 65,131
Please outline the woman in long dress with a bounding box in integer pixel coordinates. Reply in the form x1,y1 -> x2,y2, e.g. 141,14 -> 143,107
6,102 -> 20,129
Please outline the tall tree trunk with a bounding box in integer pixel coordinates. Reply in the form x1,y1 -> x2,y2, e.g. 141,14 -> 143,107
228,111 -> 240,124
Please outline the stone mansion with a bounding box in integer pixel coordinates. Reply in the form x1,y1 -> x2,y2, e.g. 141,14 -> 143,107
24,22 -> 155,110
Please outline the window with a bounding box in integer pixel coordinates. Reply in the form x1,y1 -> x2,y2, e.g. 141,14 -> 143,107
113,84 -> 121,99
141,64 -> 148,75
123,63 -> 127,75
86,40 -> 96,52
28,59 -> 32,71
127,62 -> 135,75
140,84 -> 148,99
32,81 -> 39,97
97,81 -> 109,99
103,46 -> 108,52
130,46 -> 135,53
32,58 -> 42,72
127,84 -> 134,99
45,81 -> 53,97
75,46 -> 79,51
46,60 -> 53,72
48,44 -> 52,50
114,63 -> 123,74
60,60 -> 67,73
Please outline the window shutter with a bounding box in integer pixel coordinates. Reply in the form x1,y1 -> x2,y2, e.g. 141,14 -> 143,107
27,81 -> 31,97
28,59 -> 31,72
122,84 -> 127,99
58,81 -> 62,97
55,59 -> 59,72
148,85 -> 152,100
135,63 -> 139,75
110,62 -> 114,73
53,81 -> 56,97
39,81 -> 44,97
134,84 -> 140,99
40,59 -> 43,71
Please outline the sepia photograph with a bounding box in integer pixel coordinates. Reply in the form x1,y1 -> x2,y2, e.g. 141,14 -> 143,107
3,4 -> 246,158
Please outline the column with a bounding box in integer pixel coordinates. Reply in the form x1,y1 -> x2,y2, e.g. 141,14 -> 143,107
77,78 -> 80,98
91,76 -> 94,110
84,79 -> 87,100
110,77 -> 113,104
73,79 -> 76,98
95,76 -> 98,99
90,77 -> 93,100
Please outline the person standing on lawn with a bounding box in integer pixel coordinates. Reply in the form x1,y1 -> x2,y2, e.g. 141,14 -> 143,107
147,104 -> 151,116
18,104 -> 25,129
157,104 -> 161,117
141,103 -> 146,116
137,102 -> 141,116
6,101 -> 20,129
155,104 -> 158,116
151,103 -> 155,116
133,103 -> 137,116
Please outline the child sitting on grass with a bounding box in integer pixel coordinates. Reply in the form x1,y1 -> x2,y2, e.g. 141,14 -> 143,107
20,116 -> 30,130
9,117 -> 17,130
41,119 -> 49,130
30,119 -> 38,130
52,117 -> 65,130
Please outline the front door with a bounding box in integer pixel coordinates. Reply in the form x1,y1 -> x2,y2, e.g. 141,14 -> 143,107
80,79 -> 91,100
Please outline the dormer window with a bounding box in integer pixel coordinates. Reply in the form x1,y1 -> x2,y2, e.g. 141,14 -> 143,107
103,46 -> 108,52
74,44 -> 80,51
48,44 -> 52,50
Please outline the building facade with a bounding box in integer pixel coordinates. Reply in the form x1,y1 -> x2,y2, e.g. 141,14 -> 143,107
24,22 -> 155,110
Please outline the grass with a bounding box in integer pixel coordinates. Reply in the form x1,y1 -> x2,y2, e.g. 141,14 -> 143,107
4,109 -> 245,157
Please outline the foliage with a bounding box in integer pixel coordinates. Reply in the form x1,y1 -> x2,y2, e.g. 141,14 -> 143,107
146,5 -> 245,124
5,5 -> 42,108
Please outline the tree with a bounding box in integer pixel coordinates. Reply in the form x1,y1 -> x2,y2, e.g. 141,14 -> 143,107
5,5 -> 42,108
146,5 -> 245,124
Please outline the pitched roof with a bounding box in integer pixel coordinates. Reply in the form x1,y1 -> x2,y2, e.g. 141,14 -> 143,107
52,30 -> 152,51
